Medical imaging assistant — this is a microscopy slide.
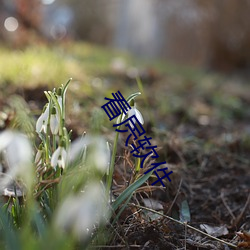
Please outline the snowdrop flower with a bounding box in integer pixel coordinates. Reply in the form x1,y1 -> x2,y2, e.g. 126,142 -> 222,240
67,135 -> 110,173
91,137 -> 110,173
36,103 -> 50,133
121,100 -> 144,128
57,95 -> 63,112
56,87 -> 63,111
0,130 -> 33,190
127,105 -> 144,128
54,182 -> 109,240
35,144 -> 43,164
51,143 -> 67,169
50,106 -> 60,135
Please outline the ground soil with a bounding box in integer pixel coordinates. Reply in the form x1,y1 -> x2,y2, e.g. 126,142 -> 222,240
1,70 -> 250,250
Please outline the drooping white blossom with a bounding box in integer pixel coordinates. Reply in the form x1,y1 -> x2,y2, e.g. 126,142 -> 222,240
51,145 -> 67,169
92,137 -> 110,172
54,182 -> 109,240
36,103 -> 50,133
57,95 -> 63,112
67,135 -> 110,173
127,105 -> 144,128
50,106 -> 60,135
0,130 -> 33,190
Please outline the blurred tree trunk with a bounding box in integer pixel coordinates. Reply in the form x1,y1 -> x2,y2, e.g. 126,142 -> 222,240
15,0 -> 42,45
204,0 -> 250,71
16,0 -> 41,31
0,0 -> 42,46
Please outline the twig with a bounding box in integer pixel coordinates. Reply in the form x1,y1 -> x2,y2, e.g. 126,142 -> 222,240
166,178 -> 183,215
233,192 -> 250,227
89,244 -> 141,248
129,203 -> 237,249
184,221 -> 187,250
221,190 -> 236,221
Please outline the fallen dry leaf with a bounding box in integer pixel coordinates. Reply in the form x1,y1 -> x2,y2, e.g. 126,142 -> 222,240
237,231 -> 250,248
200,224 -> 228,237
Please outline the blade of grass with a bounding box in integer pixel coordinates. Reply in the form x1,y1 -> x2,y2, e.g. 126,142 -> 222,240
126,92 -> 141,104
112,192 -> 133,225
0,208 -> 21,250
112,170 -> 153,211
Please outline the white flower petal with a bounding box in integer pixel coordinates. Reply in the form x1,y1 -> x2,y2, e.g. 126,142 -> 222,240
128,109 -> 135,128
0,130 -> 33,190
128,108 -> 135,118
36,113 -> 45,133
134,108 -> 144,124
93,138 -> 110,172
41,121 -> 48,133
36,104 -> 50,133
50,114 -> 59,135
121,112 -> 126,121
127,107 -> 144,128
51,147 -> 67,169
59,148 -> 67,169
44,103 -> 50,117
55,182 -> 109,240
57,96 -> 63,112
0,130 -> 14,151
51,147 -> 61,168
5,133 -> 32,170
67,136 -> 89,163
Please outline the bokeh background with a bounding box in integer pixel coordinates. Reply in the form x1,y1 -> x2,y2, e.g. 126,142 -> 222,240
2,0 -> 250,72
0,2 -> 250,248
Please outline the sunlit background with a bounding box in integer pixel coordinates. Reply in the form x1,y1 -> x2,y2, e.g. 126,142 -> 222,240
1,0 -> 250,72
0,1 -> 250,249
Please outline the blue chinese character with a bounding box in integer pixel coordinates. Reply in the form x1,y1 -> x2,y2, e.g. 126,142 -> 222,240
113,114 -> 145,145
144,161 -> 167,174
132,147 -> 159,169
151,167 -> 173,187
144,161 -> 173,187
101,91 -> 131,121
130,135 -> 153,153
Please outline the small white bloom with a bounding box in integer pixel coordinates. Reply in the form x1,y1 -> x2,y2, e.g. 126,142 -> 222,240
67,135 -> 110,173
0,130 -> 33,190
54,182 -> 109,240
50,106 -> 60,135
92,137 -> 110,173
51,146 -> 67,169
57,95 -> 63,112
36,104 -> 50,134
127,106 -> 144,128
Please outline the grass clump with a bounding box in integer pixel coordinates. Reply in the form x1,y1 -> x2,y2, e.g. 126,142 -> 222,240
0,79 -> 154,249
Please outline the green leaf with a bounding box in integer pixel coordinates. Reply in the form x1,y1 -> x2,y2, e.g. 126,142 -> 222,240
126,92 -> 141,104
112,170 -> 153,211
32,209 -> 46,237
179,199 -> 191,222
0,208 -> 21,250
112,192 -> 133,225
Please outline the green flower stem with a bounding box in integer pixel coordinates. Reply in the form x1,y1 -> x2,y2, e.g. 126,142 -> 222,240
49,92 -> 63,136
135,157 -> 141,173
106,115 -> 122,196
63,127 -> 70,150
45,96 -> 53,164
52,134 -> 56,152
61,78 -> 71,126
106,92 -> 141,197
136,77 -> 154,126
